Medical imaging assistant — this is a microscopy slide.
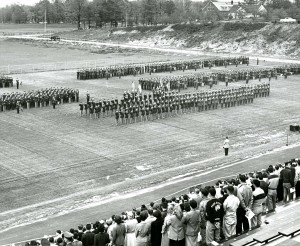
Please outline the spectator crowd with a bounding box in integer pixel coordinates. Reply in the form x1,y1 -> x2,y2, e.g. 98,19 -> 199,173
24,158 -> 300,246
0,74 -> 13,88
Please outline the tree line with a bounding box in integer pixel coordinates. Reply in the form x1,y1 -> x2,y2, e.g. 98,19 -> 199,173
0,0 -> 299,29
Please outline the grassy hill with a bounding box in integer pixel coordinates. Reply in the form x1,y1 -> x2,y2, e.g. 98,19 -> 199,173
57,22 -> 300,58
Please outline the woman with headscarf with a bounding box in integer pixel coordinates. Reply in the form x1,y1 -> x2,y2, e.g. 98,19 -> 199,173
135,210 -> 151,246
161,204 -> 174,246
167,204 -> 185,246
151,210 -> 163,246
125,211 -> 138,246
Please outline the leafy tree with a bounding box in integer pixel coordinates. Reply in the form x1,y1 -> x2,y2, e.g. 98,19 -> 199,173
65,0 -> 87,29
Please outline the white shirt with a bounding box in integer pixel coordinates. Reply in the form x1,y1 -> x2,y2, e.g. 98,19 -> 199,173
223,139 -> 230,148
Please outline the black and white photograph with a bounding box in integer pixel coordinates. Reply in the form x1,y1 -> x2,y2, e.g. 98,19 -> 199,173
0,0 -> 300,245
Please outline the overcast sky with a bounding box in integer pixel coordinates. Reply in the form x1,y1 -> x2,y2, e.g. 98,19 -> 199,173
0,0 -> 40,8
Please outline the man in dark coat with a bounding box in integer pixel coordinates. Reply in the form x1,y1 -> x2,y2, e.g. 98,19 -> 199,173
82,224 -> 95,246
94,224 -> 110,246
151,210 -> 163,246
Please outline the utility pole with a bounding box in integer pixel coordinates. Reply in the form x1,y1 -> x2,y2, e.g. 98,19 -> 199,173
44,1 -> 47,33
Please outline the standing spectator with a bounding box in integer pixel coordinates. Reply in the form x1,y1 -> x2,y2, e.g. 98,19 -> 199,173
49,237 -> 56,246
94,224 -> 110,246
290,162 -> 296,201
167,205 -> 185,246
161,202 -> 168,221
64,232 -> 74,246
205,188 -> 223,245
106,219 -> 114,241
267,167 -> 279,212
151,210 -> 164,246
258,173 -> 268,214
280,162 -> 293,204
112,215 -> 126,246
82,224 -> 95,246
295,161 -> 300,199
161,205 -> 174,246
236,174 -> 253,235
223,137 -> 230,156
124,211 -> 137,246
73,233 -> 83,246
223,186 -> 240,240
182,199 -> 200,246
193,188 -> 202,209
77,225 -> 84,241
135,211 -> 151,246
251,179 -> 266,228
199,189 -> 210,246
276,165 -> 284,202
54,230 -> 63,243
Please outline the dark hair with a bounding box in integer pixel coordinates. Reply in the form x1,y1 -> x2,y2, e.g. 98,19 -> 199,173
78,224 -> 83,230
148,208 -> 153,215
190,199 -> 197,209
86,224 -> 91,230
98,224 -> 105,233
140,211 -> 148,221
227,185 -> 234,194
56,230 -> 62,235
201,188 -> 209,197
73,233 -> 79,240
268,166 -> 274,173
257,173 -> 263,180
56,238 -> 63,245
275,165 -> 279,170
114,215 -> 122,224
239,174 -> 246,182
49,237 -> 54,243
150,202 -> 154,207
252,179 -> 260,187
209,188 -> 216,197
153,210 -> 162,219
70,228 -> 75,234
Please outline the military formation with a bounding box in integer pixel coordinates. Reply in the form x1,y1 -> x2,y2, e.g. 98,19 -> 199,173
138,65 -> 300,91
0,75 -> 13,88
76,56 -> 250,80
0,88 -> 79,112
79,83 -> 270,125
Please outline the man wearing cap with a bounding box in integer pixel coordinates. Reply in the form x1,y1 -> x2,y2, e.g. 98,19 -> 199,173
64,231 -> 74,246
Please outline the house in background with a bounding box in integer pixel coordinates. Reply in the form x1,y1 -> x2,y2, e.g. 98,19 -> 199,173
203,1 -> 268,20
202,1 -> 234,20
229,3 -> 267,19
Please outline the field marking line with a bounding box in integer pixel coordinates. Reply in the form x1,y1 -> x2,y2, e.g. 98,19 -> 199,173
1,142 -> 300,246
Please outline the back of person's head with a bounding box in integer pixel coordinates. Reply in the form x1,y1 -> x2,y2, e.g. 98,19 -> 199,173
239,174 -> 246,182
56,238 -> 63,245
189,199 -> 197,209
86,224 -> 91,230
171,196 -> 176,202
148,208 -> 154,216
153,209 -> 162,219
114,215 -> 122,224
162,202 -> 168,209
268,166 -> 274,173
262,172 -> 268,178
209,187 -> 216,197
141,204 -> 147,211
183,194 -> 189,201
275,165 -> 279,170
98,224 -> 105,233
227,185 -> 234,194
253,179 -> 260,187
73,233 -> 79,240
161,197 -> 166,203
257,173 -> 263,180
70,228 -> 75,234
150,202 -> 154,207
201,188 -> 209,197
78,224 -> 83,230
195,188 -> 200,194
140,210 -> 148,221
285,162 -> 290,167
56,230 -> 61,235
49,237 -> 54,243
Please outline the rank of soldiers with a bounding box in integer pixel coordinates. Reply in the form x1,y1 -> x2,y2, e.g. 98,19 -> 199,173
0,87 -> 79,112
138,64 -> 300,91
76,56 -> 250,80
0,75 -> 13,88
79,83 -> 270,125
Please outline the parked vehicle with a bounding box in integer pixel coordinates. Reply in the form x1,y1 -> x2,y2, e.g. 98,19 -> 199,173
279,17 -> 297,23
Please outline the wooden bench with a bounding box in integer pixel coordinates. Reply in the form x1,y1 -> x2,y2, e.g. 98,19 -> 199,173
278,224 -> 300,238
275,239 -> 300,246
253,232 -> 280,244
229,238 -> 255,246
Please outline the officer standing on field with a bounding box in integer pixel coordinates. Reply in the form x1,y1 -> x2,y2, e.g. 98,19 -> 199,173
223,136 -> 230,156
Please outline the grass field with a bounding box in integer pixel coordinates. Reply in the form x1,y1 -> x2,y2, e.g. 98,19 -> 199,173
0,35 -> 300,244
0,23 -> 77,34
